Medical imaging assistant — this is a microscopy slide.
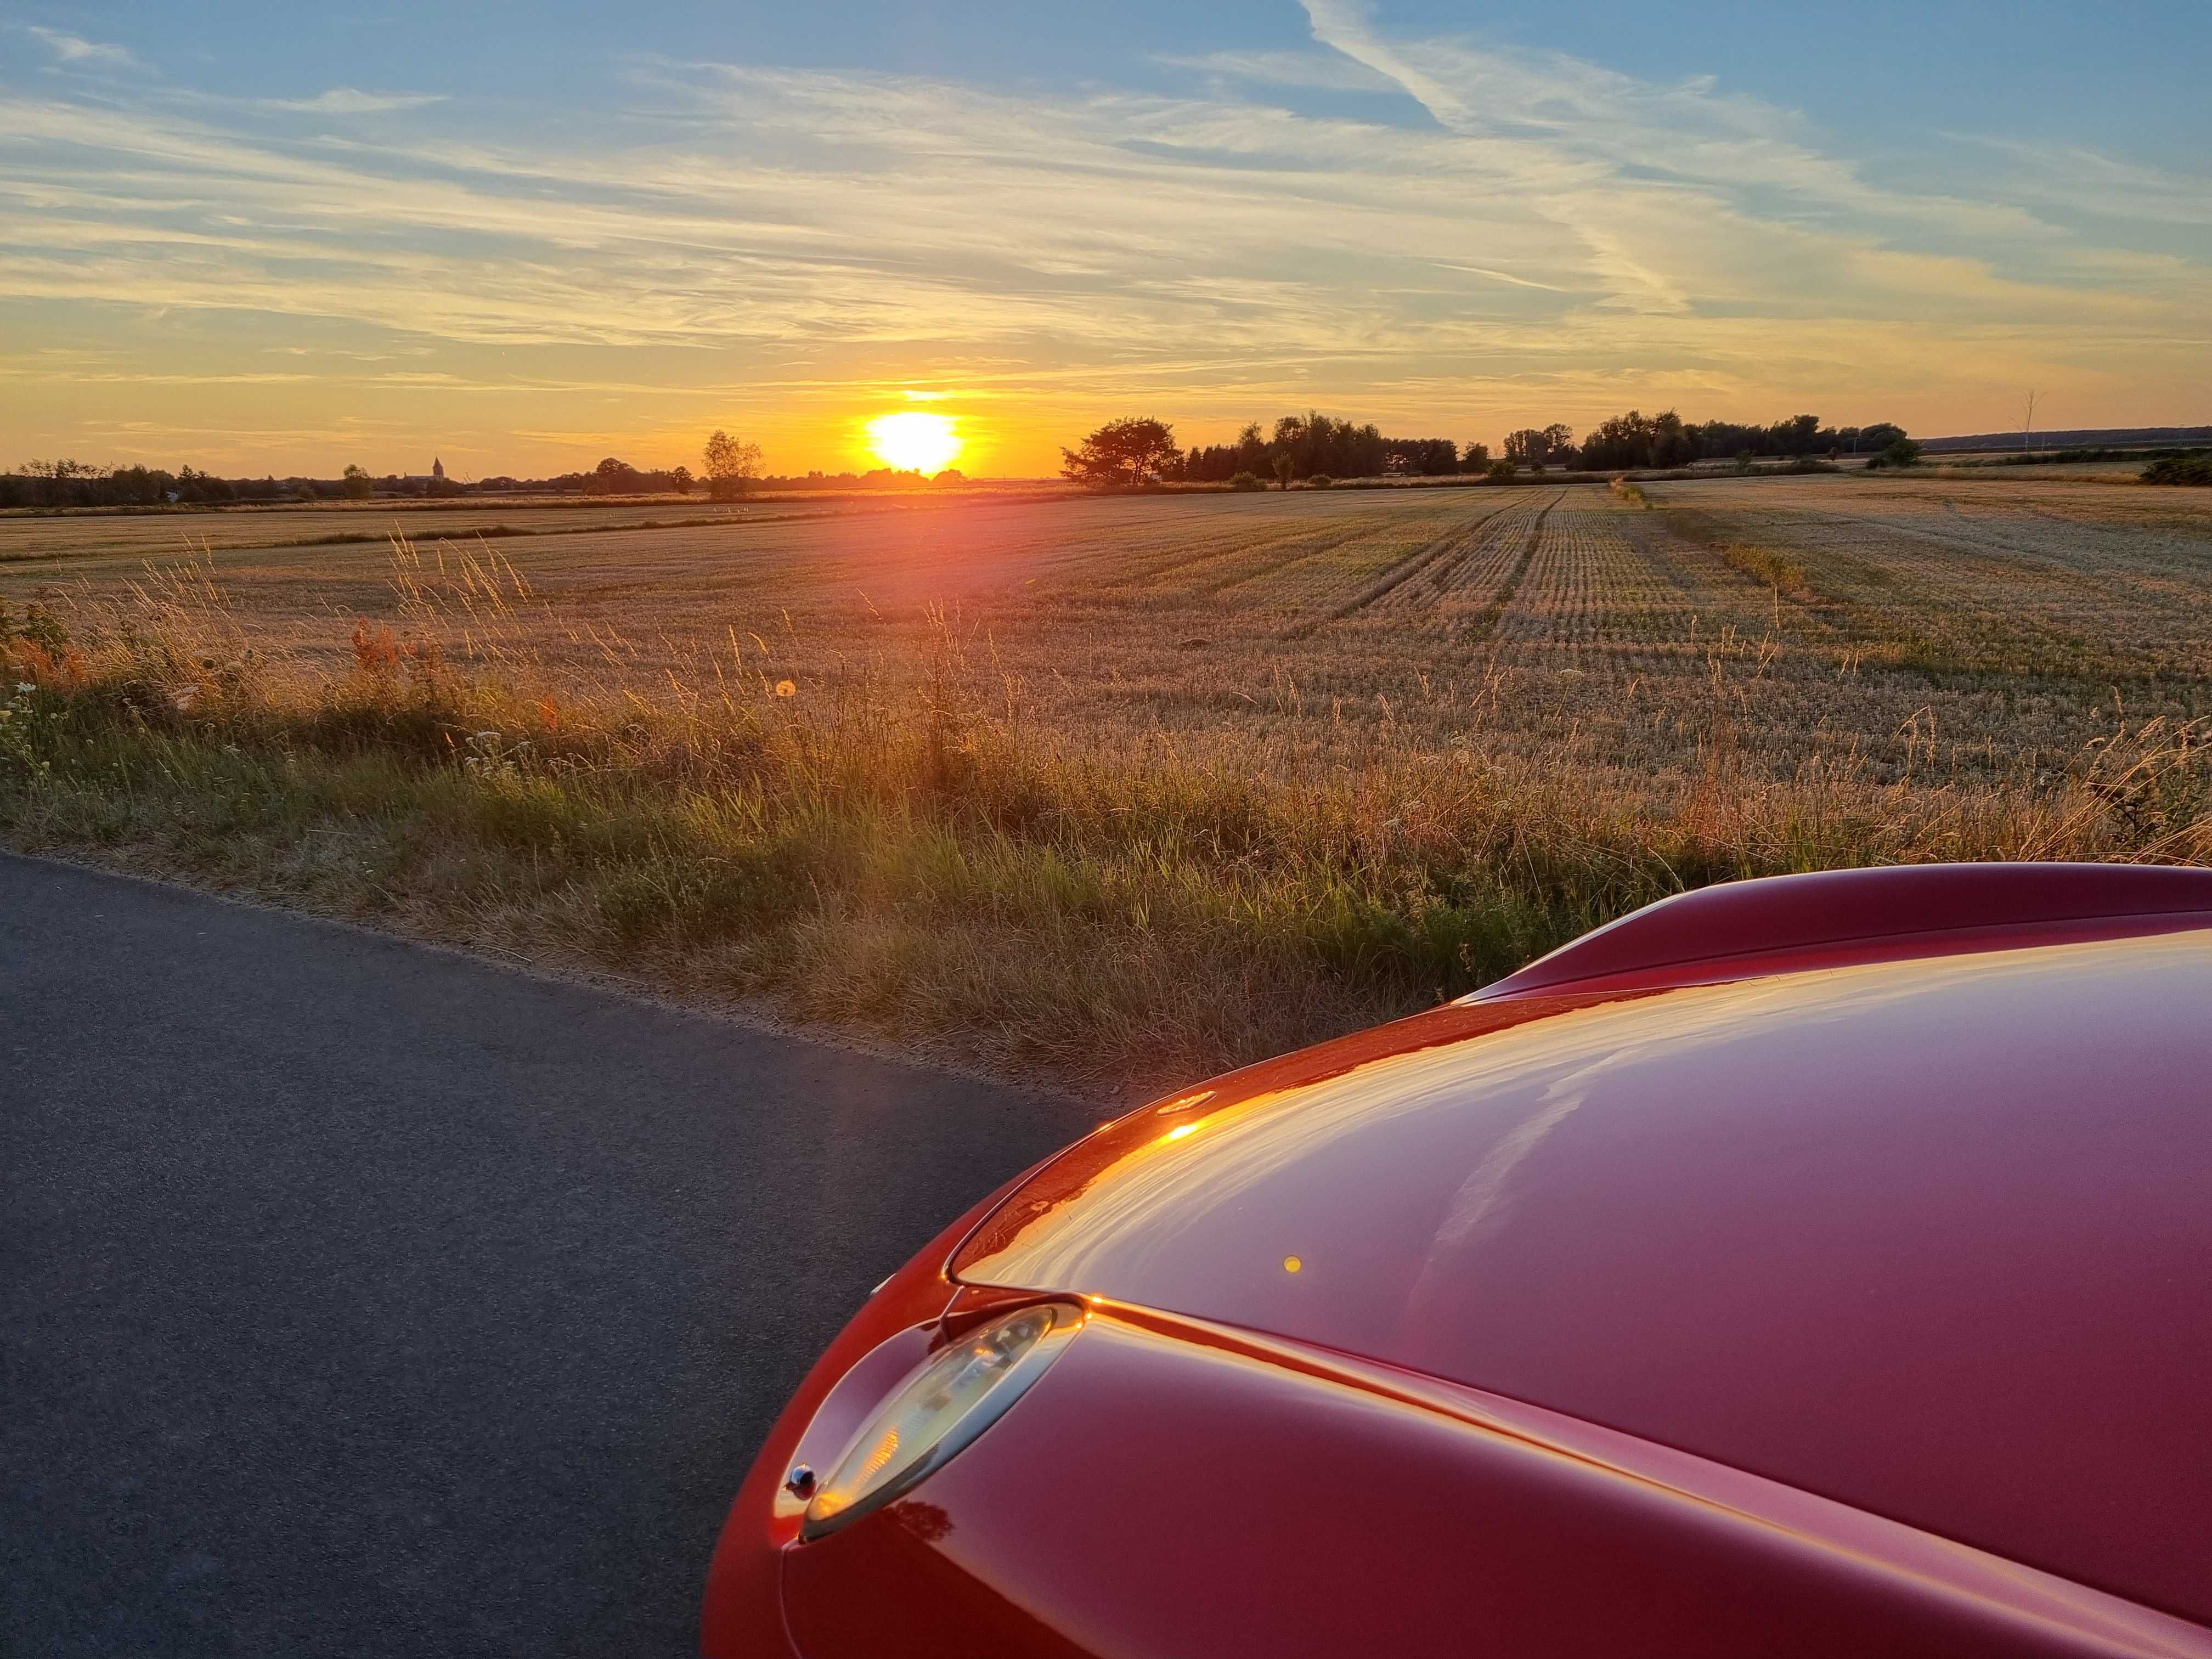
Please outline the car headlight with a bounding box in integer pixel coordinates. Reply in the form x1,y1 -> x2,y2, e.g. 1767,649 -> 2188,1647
800,1303 -> 1081,1540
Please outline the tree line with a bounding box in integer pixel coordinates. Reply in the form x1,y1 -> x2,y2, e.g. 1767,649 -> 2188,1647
1066,414 -> 1489,489
1173,413 -> 1482,485
7,408 -> 1926,510
1571,411 -> 1908,471
1064,408 -> 1917,488
3,459 -> 249,509
1,458 -> 481,508
0,430 -> 974,510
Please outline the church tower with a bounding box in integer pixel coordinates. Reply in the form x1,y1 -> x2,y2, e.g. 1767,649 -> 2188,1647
431,457 -> 445,480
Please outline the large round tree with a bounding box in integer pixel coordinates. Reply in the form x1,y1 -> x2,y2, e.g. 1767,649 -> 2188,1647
1060,418 -> 1180,489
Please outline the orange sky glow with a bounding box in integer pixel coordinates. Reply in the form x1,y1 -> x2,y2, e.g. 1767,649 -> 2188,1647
5,8 -> 2209,479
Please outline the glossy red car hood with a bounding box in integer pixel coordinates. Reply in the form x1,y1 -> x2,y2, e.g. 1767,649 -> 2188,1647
954,929 -> 2212,1621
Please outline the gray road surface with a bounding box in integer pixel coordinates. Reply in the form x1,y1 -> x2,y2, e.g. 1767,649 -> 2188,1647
1,855 -> 1093,1656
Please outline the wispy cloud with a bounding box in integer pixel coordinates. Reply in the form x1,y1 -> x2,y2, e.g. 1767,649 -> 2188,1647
24,25 -> 144,71
1153,48 -> 1402,97
259,88 -> 449,115
1941,134 -> 2212,229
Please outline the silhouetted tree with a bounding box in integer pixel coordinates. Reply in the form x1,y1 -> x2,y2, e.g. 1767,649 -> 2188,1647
1176,410 -> 1456,483
1062,418 -> 1181,488
1504,428 -> 1556,470
1382,437 -> 1458,476
702,429 -> 763,499
586,456 -> 642,495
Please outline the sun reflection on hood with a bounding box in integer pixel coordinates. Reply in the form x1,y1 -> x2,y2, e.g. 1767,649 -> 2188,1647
952,929 -> 2212,1610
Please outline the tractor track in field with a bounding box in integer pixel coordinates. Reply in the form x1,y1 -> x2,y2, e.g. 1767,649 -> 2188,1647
1452,491 -> 1563,644
1413,493 -> 1551,607
1277,496 -> 1519,639
1103,515 -> 1359,593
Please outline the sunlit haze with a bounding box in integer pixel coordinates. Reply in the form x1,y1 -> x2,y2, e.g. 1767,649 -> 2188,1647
865,412 -> 962,476
5,1 -> 2209,477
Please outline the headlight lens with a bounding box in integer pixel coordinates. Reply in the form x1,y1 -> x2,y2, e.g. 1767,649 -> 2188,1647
802,1303 -> 1080,1540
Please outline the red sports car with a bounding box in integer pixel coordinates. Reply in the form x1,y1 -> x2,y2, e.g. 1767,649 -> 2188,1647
703,863 -> 2212,1657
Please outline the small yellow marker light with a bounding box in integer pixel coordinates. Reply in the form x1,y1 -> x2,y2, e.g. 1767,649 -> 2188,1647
1283,1255 -> 1303,1274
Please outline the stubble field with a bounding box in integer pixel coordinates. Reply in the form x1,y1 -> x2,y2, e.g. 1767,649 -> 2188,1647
3,471 -> 2208,1096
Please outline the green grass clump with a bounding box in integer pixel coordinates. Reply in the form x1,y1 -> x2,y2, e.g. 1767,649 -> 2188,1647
2143,455 -> 2212,487
1720,543 -> 1812,599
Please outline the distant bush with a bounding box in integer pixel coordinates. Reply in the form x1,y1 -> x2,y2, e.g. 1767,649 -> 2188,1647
1984,448 -> 2115,467
2142,455 -> 2212,487
1784,458 -> 1840,474
1866,437 -> 1923,471
1228,471 -> 1266,492
1307,473 -> 1334,490
1486,459 -> 1517,483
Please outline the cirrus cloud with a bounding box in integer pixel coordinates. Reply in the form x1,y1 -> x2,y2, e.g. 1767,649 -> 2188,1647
1,5 -> 2208,475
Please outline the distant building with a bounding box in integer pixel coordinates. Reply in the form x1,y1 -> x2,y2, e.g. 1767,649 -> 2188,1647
432,457 -> 445,480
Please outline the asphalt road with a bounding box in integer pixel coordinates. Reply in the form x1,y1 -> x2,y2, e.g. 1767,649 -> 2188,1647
1,854 -> 1094,1657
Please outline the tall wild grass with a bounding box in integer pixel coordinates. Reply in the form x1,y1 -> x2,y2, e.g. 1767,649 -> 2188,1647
2,542 -> 2206,1098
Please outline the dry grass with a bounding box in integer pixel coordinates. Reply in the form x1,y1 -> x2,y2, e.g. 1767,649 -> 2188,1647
3,472 -> 2211,1102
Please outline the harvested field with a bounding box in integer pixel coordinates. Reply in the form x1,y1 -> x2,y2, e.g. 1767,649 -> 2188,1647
0,491 -> 1036,563
3,471 -> 2209,1097
14,469 -> 2185,786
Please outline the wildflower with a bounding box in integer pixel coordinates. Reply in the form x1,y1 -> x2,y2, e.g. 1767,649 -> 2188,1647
15,683 -> 34,694
775,679 -> 797,698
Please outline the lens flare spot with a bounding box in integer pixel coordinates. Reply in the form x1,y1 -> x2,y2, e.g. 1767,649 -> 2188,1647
1283,1255 -> 1303,1274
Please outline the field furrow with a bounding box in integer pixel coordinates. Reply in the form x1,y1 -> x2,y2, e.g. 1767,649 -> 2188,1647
1277,499 -> 1513,635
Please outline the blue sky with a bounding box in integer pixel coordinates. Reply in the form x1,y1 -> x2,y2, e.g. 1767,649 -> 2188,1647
6,1 -> 2209,475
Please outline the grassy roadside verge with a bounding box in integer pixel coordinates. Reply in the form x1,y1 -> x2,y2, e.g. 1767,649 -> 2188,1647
3,571 -> 2207,1100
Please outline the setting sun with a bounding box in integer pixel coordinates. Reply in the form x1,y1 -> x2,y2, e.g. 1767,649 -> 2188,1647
866,411 -> 962,475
